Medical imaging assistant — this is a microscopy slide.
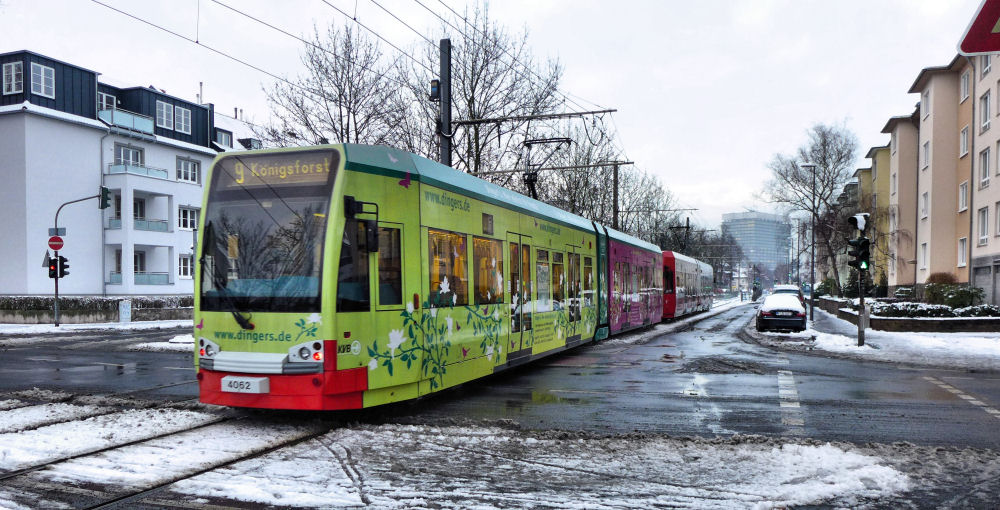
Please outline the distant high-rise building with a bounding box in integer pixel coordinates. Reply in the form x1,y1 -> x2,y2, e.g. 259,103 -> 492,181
721,212 -> 791,271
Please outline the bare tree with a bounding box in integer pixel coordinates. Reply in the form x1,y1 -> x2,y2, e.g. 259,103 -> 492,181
258,24 -> 407,147
763,123 -> 859,294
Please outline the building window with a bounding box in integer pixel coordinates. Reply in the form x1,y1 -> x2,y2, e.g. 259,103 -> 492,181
98,91 -> 115,111
175,106 -> 191,134
178,255 -> 193,278
920,243 -> 927,269
982,91 -> 992,131
959,238 -> 968,267
982,148 -> 991,185
114,144 -> 143,166
30,62 -> 54,99
134,251 -> 146,273
961,126 -> 969,156
891,172 -> 897,195
921,192 -> 929,218
960,181 -> 969,211
176,158 -> 199,183
133,198 -> 145,220
216,129 -> 232,148
979,207 -> 989,245
983,55 -> 992,77
155,100 -> 173,129
996,201 -> 1000,236
890,132 -> 896,154
962,71 -> 970,101
923,141 -> 930,168
922,90 -> 930,118
2,62 -> 22,95
178,207 -> 199,230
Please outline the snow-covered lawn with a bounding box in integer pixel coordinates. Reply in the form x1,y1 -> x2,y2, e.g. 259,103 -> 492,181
757,308 -> 1000,371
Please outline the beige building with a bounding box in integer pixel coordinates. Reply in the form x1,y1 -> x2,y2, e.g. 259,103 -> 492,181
907,56 -> 968,289
865,145 -> 891,289
883,110 -> 919,292
969,53 -> 1000,304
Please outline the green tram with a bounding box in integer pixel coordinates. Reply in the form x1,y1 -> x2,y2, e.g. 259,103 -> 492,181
195,144 -> 662,410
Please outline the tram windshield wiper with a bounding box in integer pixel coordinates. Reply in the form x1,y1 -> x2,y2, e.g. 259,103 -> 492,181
200,221 -> 255,330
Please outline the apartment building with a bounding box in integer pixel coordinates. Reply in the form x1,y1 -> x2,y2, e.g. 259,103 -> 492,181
0,50 -> 256,296
865,145 -> 891,288
882,110 -> 919,293
968,53 -> 1000,304
907,55 -> 968,288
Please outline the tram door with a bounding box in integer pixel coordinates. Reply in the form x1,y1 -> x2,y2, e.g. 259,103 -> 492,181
506,233 -> 533,358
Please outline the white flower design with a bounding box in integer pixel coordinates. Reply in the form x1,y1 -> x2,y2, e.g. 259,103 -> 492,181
431,307 -> 438,317
446,316 -> 453,333
485,344 -> 495,361
496,273 -> 503,292
452,294 -> 457,306
406,302 -> 414,314
306,313 -> 322,324
439,276 -> 450,295
387,329 -> 405,357
368,358 -> 378,371
493,310 -> 500,322
491,257 -> 496,268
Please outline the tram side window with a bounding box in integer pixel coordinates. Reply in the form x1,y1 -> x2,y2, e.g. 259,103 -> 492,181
569,253 -> 580,321
510,243 -> 521,333
522,245 -> 532,330
473,237 -> 503,305
552,252 -> 565,310
378,227 -> 402,306
536,250 -> 550,312
663,268 -> 674,294
583,256 -> 594,307
337,220 -> 370,312
428,229 -> 468,307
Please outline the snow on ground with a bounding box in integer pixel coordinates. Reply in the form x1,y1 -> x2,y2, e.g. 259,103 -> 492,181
604,297 -> 746,346
131,333 -> 194,352
757,308 -> 1000,371
0,403 -> 112,433
0,320 -> 190,336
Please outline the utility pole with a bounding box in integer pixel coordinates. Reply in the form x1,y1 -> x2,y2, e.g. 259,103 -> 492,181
612,164 -> 619,230
439,38 -> 452,167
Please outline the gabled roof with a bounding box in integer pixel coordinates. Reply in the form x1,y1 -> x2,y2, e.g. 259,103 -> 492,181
865,145 -> 889,159
908,54 -> 965,93
881,107 -> 920,134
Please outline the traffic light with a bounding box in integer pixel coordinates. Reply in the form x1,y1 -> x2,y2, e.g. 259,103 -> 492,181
57,256 -> 70,278
48,258 -> 58,278
847,237 -> 870,272
99,186 -> 111,210
848,213 -> 870,233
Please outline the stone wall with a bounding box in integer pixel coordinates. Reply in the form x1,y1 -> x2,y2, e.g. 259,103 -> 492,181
814,296 -> 1000,332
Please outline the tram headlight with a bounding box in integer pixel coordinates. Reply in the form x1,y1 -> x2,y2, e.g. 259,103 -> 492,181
198,337 -> 220,359
298,346 -> 311,360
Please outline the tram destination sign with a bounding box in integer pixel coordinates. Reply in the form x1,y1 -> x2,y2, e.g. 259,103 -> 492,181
216,150 -> 339,190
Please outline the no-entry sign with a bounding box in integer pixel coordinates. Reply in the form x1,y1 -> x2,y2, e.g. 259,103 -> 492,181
48,236 -> 64,250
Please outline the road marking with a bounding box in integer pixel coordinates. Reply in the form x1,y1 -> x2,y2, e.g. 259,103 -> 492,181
777,369 -> 804,435
924,376 -> 1000,420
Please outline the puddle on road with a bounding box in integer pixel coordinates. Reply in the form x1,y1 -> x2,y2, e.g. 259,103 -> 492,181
676,356 -> 772,375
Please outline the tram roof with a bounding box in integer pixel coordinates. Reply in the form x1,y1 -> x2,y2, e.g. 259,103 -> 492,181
341,144 -> 659,252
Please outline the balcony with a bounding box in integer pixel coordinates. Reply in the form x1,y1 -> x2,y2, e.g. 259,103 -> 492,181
98,108 -> 154,134
107,162 -> 169,180
135,272 -> 170,285
107,217 -> 122,229
108,272 -> 122,285
134,217 -> 169,232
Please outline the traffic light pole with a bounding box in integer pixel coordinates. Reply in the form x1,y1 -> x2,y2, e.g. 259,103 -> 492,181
858,273 -> 865,347
51,191 -> 104,327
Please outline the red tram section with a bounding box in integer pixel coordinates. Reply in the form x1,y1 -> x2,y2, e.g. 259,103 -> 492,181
662,251 -> 713,319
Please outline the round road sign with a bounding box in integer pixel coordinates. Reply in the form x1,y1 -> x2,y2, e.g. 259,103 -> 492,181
48,236 -> 64,250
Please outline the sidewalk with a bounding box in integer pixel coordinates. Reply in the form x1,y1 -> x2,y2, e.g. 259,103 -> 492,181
756,303 -> 1000,372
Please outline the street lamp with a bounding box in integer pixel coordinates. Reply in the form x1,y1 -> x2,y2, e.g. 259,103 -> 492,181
800,163 -> 817,321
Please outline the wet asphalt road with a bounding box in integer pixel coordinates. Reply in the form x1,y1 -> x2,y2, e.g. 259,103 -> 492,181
2,306 -> 999,450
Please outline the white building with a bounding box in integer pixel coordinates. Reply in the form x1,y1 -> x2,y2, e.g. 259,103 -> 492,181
0,50 -> 256,296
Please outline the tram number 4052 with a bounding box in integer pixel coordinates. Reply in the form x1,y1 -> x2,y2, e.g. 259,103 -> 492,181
221,376 -> 270,394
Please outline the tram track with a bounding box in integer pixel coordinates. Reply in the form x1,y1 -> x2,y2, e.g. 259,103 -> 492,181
0,414 -> 334,510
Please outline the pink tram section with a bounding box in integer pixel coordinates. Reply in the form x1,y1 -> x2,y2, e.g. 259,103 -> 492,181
661,251 -> 713,319
603,228 -> 664,334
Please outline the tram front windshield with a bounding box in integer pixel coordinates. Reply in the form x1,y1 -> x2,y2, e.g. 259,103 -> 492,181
200,150 -> 339,313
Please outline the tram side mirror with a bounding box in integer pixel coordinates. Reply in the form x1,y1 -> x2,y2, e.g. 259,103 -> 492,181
364,219 -> 379,253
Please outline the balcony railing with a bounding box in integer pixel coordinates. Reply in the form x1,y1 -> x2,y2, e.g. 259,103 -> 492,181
108,272 -> 122,285
107,217 -> 122,229
135,272 -> 170,285
98,108 -> 154,134
107,163 -> 169,180
134,218 -> 169,232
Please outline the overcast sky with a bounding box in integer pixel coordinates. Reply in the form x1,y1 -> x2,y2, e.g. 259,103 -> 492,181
0,0 -> 984,228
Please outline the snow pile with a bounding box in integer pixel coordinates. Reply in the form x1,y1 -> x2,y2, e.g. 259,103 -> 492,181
131,333 -> 194,352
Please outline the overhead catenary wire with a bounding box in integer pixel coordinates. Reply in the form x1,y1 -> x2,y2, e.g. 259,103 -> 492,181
89,0 -> 312,96
209,0 -> 417,92
319,0 -> 436,74
426,0 -> 608,114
